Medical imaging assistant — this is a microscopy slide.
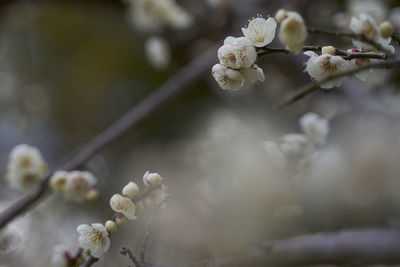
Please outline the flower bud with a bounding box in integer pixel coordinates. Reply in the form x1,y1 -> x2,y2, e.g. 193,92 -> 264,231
321,46 -> 336,55
279,11 -> 307,53
143,171 -> 163,188
275,9 -> 287,24
122,182 -> 140,199
50,171 -> 68,193
105,220 -> 117,234
379,21 -> 393,39
110,194 -> 137,220
85,189 -> 100,202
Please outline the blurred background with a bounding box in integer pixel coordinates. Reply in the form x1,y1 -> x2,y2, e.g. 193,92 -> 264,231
0,0 -> 400,266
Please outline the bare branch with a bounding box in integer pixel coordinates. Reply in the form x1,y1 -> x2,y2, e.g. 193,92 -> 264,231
147,228 -> 400,267
121,247 -> 142,267
278,57 -> 400,108
80,256 -> 98,267
0,43 -> 217,229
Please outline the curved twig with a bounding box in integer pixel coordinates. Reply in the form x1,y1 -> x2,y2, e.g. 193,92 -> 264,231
277,57 -> 400,108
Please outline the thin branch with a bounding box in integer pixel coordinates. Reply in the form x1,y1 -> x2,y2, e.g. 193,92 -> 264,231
147,228 -> 400,267
278,57 -> 400,108
80,256 -> 98,267
121,247 -> 143,267
257,46 -> 387,60
0,44 -> 217,230
307,27 -> 393,55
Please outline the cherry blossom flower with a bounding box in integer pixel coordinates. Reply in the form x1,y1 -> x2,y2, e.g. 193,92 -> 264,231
64,171 -> 97,202
77,223 -> 110,258
278,11 -> 307,53
299,113 -> 329,144
145,36 -> 171,70
211,64 -> 245,90
143,171 -> 164,188
218,36 -> 257,69
110,194 -> 137,220
241,16 -> 277,47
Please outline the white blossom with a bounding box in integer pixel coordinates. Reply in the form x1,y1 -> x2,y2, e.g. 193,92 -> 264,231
279,11 -> 307,53
280,133 -> 309,156
349,13 -> 394,53
152,184 -> 169,209
145,36 -> 171,71
348,0 -> 387,23
218,36 -> 257,69
241,64 -> 265,84
122,181 -> 140,199
143,171 -> 164,188
241,16 -> 277,47
51,244 -> 71,267
77,223 -> 110,258
299,113 -> 329,144
64,171 -> 97,202
304,51 -> 349,89
110,194 -> 137,220
6,144 -> 47,191
211,64 -> 244,91
262,141 -> 287,167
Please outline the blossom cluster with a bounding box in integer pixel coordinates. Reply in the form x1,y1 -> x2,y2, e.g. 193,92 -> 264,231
212,9 -> 396,91
65,171 -> 168,263
263,112 -> 329,168
212,11 -> 308,91
50,170 -> 98,203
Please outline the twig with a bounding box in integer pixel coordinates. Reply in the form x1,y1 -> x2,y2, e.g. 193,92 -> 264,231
146,228 -> 400,266
140,198 -> 168,265
0,43 -> 217,230
121,247 -> 143,267
277,57 -> 400,108
257,46 -> 387,60
307,27 -> 393,55
80,256 -> 98,267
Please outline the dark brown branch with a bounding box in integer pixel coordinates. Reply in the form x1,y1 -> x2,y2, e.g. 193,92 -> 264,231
0,44 -> 217,229
121,247 -> 142,267
307,27 -> 393,55
147,229 -> 400,267
257,46 -> 387,60
278,57 -> 400,108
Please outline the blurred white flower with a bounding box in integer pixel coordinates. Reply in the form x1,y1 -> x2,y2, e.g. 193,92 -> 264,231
152,184 -> 169,209
304,51 -> 349,89
77,223 -> 110,258
278,11 -> 307,53
211,64 -> 245,91
218,36 -> 257,69
281,133 -> 309,156
349,13 -> 394,53
241,16 -> 277,47
241,64 -> 265,84
299,113 -> 329,144
64,171 -> 97,202
49,171 -> 69,193
348,0 -> 387,23
143,171 -> 164,188
126,0 -> 193,31
51,244 -> 71,267
6,144 -> 47,191
110,194 -> 137,220
262,141 -> 287,167
145,36 -> 171,71
347,48 -> 375,81
122,181 -> 140,199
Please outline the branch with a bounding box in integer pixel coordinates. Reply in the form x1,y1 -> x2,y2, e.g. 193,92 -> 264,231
147,228 -> 400,266
278,57 -> 400,108
307,27 -> 393,55
80,256 -> 98,267
121,247 -> 142,267
257,46 -> 387,60
0,43 -> 217,229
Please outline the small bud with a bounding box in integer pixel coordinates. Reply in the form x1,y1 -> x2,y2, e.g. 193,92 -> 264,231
144,197 -> 154,208
321,46 -> 336,55
105,220 -> 117,234
85,189 -> 100,202
115,215 -> 126,226
122,182 -> 140,199
50,171 -> 68,193
143,171 -> 163,188
275,9 -> 287,24
379,21 -> 393,39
